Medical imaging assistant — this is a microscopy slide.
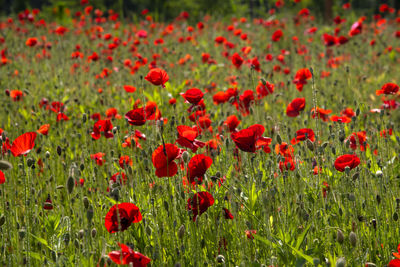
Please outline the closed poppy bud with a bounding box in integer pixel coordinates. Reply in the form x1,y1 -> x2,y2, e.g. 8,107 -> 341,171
182,151 -> 190,163
0,160 -> 12,170
349,231 -> 357,247
67,176 -> 74,194
0,215 -> 5,227
178,224 -> 185,239
91,228 -> 97,238
83,196 -> 89,209
337,229 -> 344,244
336,257 -> 346,267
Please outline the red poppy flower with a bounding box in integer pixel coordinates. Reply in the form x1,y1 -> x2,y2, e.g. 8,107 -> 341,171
144,101 -> 162,121
345,131 -> 368,151
187,154 -> 213,184
109,243 -> 151,266
90,152 -> 106,166
389,259 -> 400,267
56,113 -> 70,122
0,170 -> 5,184
152,144 -> 182,177
322,33 -> 337,47
123,85 -> 136,93
275,142 -> 295,158
279,156 -> 296,172
187,191 -> 214,221
231,124 -> 265,153
245,230 -> 257,239
10,90 -> 23,101
144,68 -> 169,87
311,107 -> 332,121
376,83 -> 399,95
91,119 -> 114,140
286,98 -> 306,117
334,154 -> 360,172
176,125 -> 205,152
291,128 -> 315,144
110,172 -> 127,185
10,132 -> 37,157
293,68 -> 312,92
340,107 -> 355,118
37,124 -> 50,135
26,37 -> 38,47
105,108 -> 122,119
231,53 -> 243,68
330,115 -> 351,123
237,90 -> 255,116
119,155 -> 133,169
224,115 -> 240,132
256,81 -> 274,99
43,195 -> 53,210
125,108 -> 146,126
349,21 -> 362,37
272,29 -> 283,42
104,203 -> 142,233
223,208 -> 234,219
181,88 -> 204,105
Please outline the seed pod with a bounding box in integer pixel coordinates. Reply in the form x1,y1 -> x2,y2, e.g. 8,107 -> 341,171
182,151 -> 190,164
0,215 -> 5,227
336,257 -> 346,267
91,228 -> 97,238
82,113 -> 87,123
337,229 -> 344,244
67,176 -> 74,194
45,151 -> 50,158
78,229 -> 85,239
276,134 -> 282,145
27,158 -> 34,167
349,231 -> 357,247
0,160 -> 12,170
87,206 -> 94,222
178,224 -> 185,239
216,255 -> 225,263
83,196 -> 89,209
63,233 -> 70,245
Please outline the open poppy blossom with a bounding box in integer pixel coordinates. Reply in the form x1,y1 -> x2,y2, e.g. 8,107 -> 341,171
224,115 -> 240,132
286,98 -> 306,117
0,170 -> 5,184
10,90 -> 23,101
91,119 -> 114,140
293,68 -> 312,91
43,195 -> 53,210
291,128 -> 315,144
110,172 -> 127,185
279,156 -> 296,172
311,107 -> 332,121
334,154 -> 360,172
330,115 -> 351,123
345,131 -> 368,151
187,191 -> 214,221
236,90 -> 255,116
223,208 -> 234,220
275,142 -> 295,158
272,29 -> 283,42
256,80 -> 274,99
231,124 -> 266,153
144,68 -> 169,87
105,108 -> 122,119
231,52 -> 243,68
181,88 -> 204,105
152,144 -> 183,177
119,155 -> 133,168
125,108 -> 146,126
37,124 -> 50,135
187,154 -> 213,184
10,132 -> 37,157
376,83 -> 399,95
108,243 -> 151,266
123,85 -> 136,93
176,125 -> 205,152
389,259 -> 400,267
90,152 -> 106,166
105,203 -> 142,233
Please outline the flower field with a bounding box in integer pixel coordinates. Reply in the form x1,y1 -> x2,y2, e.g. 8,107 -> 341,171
0,1 -> 399,266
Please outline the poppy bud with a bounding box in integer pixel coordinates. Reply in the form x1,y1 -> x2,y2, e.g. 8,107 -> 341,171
182,151 -> 190,164
352,172 -> 359,181
331,147 -> 336,155
5,89 -> 10,96
371,219 -> 376,229
74,239 -> 80,249
0,214 -> 5,227
365,263 -> 376,267
376,194 -> 381,204
87,206 -> 94,222
375,170 -> 382,177
349,231 -> 357,247
57,146 -> 62,156
344,166 -> 350,175
63,233 -> 70,245
335,257 -> 346,267
91,228 -> 97,238
336,229 -> 344,244
0,160 -> 12,170
146,225 -> 152,236
260,78 -> 267,86
67,176 -> 74,194
19,228 -> 26,239
306,139 -> 314,151
43,195 -> 53,210
82,113 -> 87,123
26,158 -> 34,167
348,193 -> 355,201
112,126 -> 118,134
178,224 -> 185,239
216,255 -> 225,263
45,151 -> 50,158
181,116 -> 185,124
83,196 -> 89,209
78,229 -> 85,239
276,134 -> 282,144
393,212 -> 398,221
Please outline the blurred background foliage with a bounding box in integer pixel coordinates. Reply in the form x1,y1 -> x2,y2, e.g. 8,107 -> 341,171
0,0 -> 399,22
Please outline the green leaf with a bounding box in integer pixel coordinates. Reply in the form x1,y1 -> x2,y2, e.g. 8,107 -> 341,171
30,233 -> 52,250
